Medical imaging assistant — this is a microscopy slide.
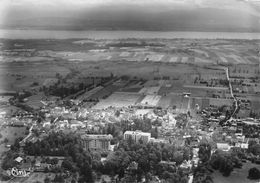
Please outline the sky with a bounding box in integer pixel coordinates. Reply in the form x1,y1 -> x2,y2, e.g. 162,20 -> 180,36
0,0 -> 260,31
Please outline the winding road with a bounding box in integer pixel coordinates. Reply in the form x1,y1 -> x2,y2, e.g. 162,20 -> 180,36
224,67 -> 239,121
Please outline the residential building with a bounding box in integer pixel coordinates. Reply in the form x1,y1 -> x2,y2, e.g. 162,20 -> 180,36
124,130 -> 151,143
81,134 -> 113,151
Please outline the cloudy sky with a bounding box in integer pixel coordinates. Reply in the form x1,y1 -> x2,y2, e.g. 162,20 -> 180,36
0,0 -> 260,31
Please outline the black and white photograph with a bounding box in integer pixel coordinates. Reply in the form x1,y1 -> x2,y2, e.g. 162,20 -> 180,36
0,0 -> 260,182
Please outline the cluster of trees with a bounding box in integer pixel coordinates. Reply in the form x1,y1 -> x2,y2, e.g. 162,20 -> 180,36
198,143 -> 211,163
1,151 -> 20,170
22,131 -> 193,182
248,140 -> 260,156
193,77 -> 229,87
210,150 -> 242,177
232,68 -> 250,74
42,84 -> 88,98
194,143 -> 244,182
193,163 -> 213,183
99,138 -> 191,182
42,72 -> 114,98
242,124 -> 260,138
24,132 -> 84,157
22,132 -> 94,182
193,140 -> 260,182
192,143 -> 214,182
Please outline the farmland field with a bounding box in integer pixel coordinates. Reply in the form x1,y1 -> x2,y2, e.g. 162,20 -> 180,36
89,85 -> 121,99
93,92 -> 143,109
121,87 -> 142,93
140,95 -> 161,106
209,98 -> 233,106
251,100 -> 260,113
139,86 -> 161,95
157,96 -> 173,108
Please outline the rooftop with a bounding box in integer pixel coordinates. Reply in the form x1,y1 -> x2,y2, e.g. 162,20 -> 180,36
81,134 -> 113,140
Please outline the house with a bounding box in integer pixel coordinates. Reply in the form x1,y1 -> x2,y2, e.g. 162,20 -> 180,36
15,157 -> 23,163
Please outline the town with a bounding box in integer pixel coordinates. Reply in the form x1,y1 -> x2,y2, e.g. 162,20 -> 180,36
0,38 -> 260,183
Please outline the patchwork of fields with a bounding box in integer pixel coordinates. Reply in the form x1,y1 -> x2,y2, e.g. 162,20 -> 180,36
38,49 -> 258,65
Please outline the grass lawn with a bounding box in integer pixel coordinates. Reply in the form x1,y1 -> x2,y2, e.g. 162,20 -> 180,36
213,162 -> 260,183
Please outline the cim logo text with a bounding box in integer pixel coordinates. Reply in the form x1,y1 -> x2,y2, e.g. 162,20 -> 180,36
7,167 -> 32,177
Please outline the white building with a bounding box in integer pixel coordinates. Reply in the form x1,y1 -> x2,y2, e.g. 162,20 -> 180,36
124,130 -> 151,143
81,134 -> 113,151
216,143 -> 231,151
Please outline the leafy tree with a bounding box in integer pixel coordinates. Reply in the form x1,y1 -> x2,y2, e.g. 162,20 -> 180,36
248,167 -> 260,180
198,143 -> 211,163
219,158 -> 233,177
173,151 -> 183,165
